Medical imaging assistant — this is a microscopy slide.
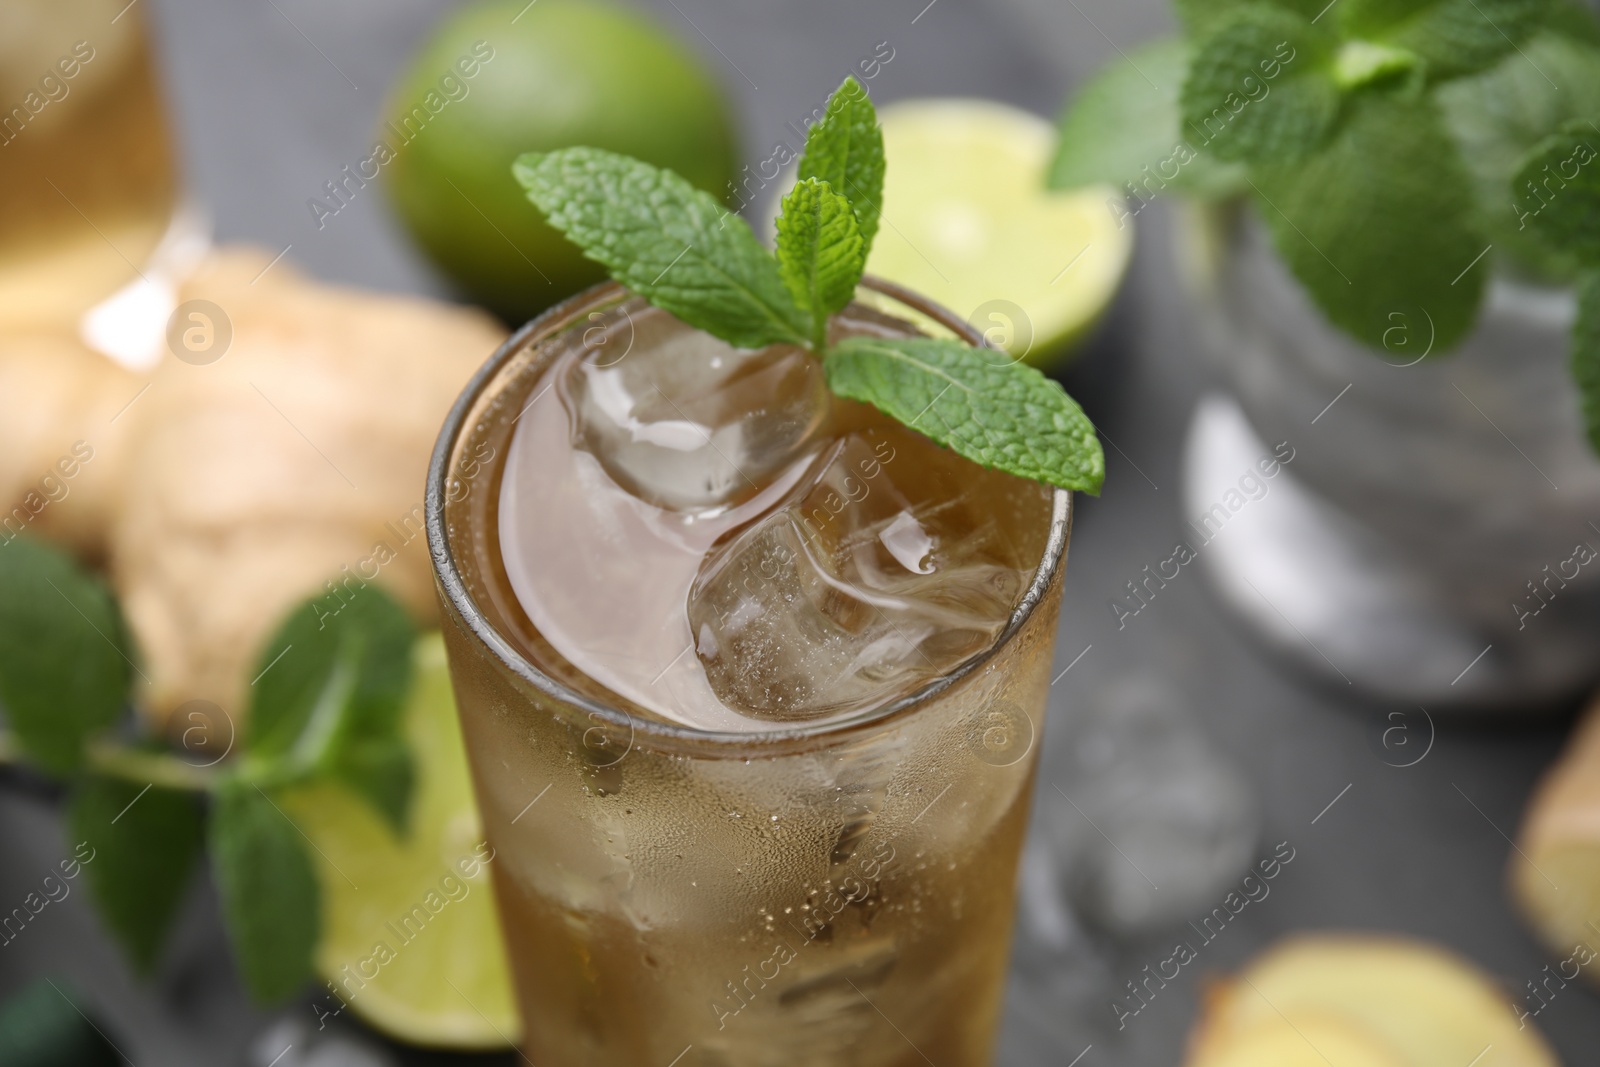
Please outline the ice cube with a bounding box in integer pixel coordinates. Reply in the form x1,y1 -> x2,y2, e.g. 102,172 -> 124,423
1039,680 -> 1261,937
687,420 -> 1051,720
564,316 -> 828,512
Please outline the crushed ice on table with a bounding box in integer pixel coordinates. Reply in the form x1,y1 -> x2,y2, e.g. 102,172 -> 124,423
564,320 -> 829,513
250,1015 -> 393,1067
687,419 -> 1046,720
1037,679 -> 1260,937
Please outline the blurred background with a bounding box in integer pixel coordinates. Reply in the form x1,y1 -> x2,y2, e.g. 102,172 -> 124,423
3,0 -> 1599,1064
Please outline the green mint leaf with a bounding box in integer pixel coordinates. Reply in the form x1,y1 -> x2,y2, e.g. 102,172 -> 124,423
70,774 -> 204,972
1543,0 -> 1600,45
797,76 -> 886,251
1182,5 -> 1341,165
514,148 -> 810,351
1440,33 -> 1600,279
1050,36 -> 1249,197
1336,0 -> 1551,80
1571,271 -> 1600,454
246,585 -> 415,833
1252,94 -> 1489,351
210,775 -> 319,1002
0,979 -> 121,1067
0,537 -> 130,775
775,177 -> 865,348
1512,118 -> 1600,262
824,337 -> 1104,493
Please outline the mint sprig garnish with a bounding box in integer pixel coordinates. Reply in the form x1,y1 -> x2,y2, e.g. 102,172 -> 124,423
0,536 -> 419,1002
515,76 -> 1105,494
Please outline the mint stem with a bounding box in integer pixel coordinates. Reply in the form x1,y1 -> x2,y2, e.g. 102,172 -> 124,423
0,730 -> 218,792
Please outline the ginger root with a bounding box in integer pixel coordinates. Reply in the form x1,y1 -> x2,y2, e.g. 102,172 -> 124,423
1193,1014 -> 1403,1067
108,247 -> 504,734
1512,693 -> 1600,992
1187,934 -> 1556,1067
0,330 -> 145,562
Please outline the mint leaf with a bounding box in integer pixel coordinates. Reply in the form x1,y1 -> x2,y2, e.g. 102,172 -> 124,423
514,148 -> 810,350
1544,0 -> 1600,45
246,586 -> 415,833
1440,33 -> 1600,279
70,774 -> 204,972
798,76 -> 886,251
0,979 -> 120,1067
1050,37 -> 1249,197
1571,271 -> 1600,453
1183,5 -> 1341,165
1337,0 -> 1550,80
1052,38 -> 1189,187
331,735 -> 412,833
210,776 -> 319,1003
776,178 -> 864,349
824,337 -> 1104,493
1512,118 -> 1600,261
1252,94 -> 1488,350
0,538 -> 130,775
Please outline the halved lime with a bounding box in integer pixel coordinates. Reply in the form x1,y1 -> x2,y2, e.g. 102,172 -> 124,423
382,0 -> 739,322
281,633 -> 518,1050
865,99 -> 1132,366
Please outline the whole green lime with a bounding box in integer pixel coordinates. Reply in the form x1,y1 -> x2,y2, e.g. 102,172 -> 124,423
381,0 -> 739,321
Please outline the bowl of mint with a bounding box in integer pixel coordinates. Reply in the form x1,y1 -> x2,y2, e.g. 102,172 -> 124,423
1054,0 -> 1600,710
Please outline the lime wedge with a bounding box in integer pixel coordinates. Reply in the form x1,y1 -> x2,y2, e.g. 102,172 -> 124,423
280,633 -> 519,1050
865,99 -> 1132,366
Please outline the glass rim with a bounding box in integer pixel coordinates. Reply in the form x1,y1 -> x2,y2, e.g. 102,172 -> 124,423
425,276 -> 1072,756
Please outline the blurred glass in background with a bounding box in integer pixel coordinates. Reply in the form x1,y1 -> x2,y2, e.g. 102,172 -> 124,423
0,0 -> 201,369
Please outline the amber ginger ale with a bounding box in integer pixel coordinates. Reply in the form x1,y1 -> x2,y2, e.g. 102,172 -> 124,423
428,279 -> 1070,1065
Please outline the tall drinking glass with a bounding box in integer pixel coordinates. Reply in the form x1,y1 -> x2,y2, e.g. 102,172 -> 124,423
427,278 -> 1071,1066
